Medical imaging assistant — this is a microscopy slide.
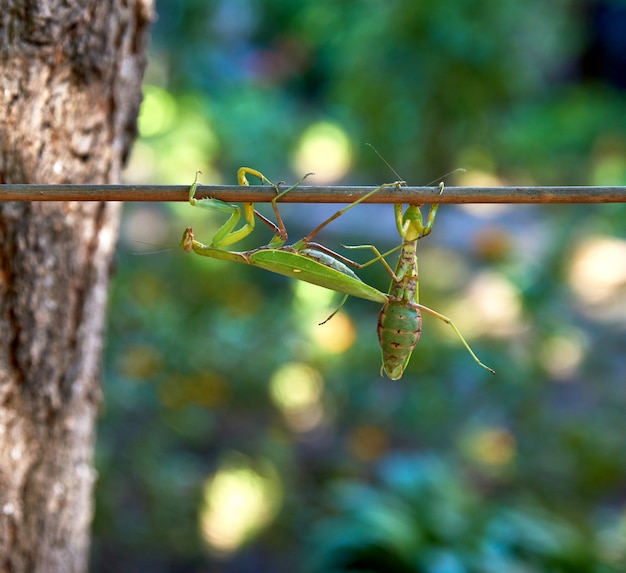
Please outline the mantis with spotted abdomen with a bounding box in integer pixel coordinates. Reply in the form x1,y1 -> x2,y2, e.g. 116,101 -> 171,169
343,160 -> 495,379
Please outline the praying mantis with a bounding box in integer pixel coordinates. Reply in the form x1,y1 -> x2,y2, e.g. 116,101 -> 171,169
180,166 -> 494,379
343,181 -> 495,379
180,168 -> 391,318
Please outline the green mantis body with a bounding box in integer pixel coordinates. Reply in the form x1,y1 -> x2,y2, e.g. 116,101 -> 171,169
180,169 -> 391,314
347,182 -> 495,379
376,201 -> 432,380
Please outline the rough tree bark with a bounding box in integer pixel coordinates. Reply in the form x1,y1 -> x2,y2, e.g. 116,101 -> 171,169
0,1 -> 154,571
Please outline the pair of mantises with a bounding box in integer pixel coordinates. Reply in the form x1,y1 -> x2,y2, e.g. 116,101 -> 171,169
180,164 -> 495,379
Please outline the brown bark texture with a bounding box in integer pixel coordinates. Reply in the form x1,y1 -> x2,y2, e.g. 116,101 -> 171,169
0,1 -> 153,571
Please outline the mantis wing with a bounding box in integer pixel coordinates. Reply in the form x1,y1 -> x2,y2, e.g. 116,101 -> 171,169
249,249 -> 387,304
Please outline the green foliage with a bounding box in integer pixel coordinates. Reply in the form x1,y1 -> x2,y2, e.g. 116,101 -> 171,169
308,454 -> 612,573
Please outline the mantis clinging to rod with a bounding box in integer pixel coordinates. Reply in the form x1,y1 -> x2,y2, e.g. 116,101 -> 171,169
180,168 -> 392,320
347,187 -> 494,379
344,148 -> 495,379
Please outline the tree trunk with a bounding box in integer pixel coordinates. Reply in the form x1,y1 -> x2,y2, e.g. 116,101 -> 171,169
0,1 -> 153,571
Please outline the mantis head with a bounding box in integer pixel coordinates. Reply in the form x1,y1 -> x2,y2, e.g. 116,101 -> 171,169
180,227 -> 195,252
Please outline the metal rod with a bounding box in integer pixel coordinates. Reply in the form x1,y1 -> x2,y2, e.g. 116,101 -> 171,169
0,184 -> 625,203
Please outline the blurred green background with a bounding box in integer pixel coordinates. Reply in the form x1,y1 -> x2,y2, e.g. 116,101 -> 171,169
94,1 -> 626,571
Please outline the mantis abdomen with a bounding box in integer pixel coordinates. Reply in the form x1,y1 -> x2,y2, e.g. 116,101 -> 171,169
377,298 -> 422,380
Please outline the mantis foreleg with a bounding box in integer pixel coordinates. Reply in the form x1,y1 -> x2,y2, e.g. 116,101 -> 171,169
188,170 -> 258,248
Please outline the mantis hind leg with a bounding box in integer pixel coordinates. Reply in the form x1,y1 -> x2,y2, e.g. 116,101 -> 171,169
299,180 -> 406,245
416,303 -> 495,374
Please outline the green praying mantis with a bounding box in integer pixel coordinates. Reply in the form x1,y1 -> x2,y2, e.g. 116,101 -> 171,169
180,168 -> 390,313
342,181 -> 495,379
180,166 -> 494,379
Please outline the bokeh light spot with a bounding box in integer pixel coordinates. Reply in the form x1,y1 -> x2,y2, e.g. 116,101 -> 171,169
138,85 -> 177,138
568,237 -> 626,314
199,453 -> 282,557
293,121 -> 352,183
269,362 -> 325,432
313,311 -> 356,354
291,281 -> 357,354
449,271 -> 522,338
539,332 -> 586,380
461,427 -> 516,468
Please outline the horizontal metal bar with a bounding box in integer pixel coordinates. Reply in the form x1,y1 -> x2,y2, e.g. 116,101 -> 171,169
0,184 -> 625,203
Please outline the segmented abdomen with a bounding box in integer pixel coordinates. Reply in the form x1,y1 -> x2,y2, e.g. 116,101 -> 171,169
377,298 -> 422,380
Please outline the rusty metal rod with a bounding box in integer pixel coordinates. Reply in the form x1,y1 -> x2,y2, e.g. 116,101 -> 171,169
0,184 -> 625,203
